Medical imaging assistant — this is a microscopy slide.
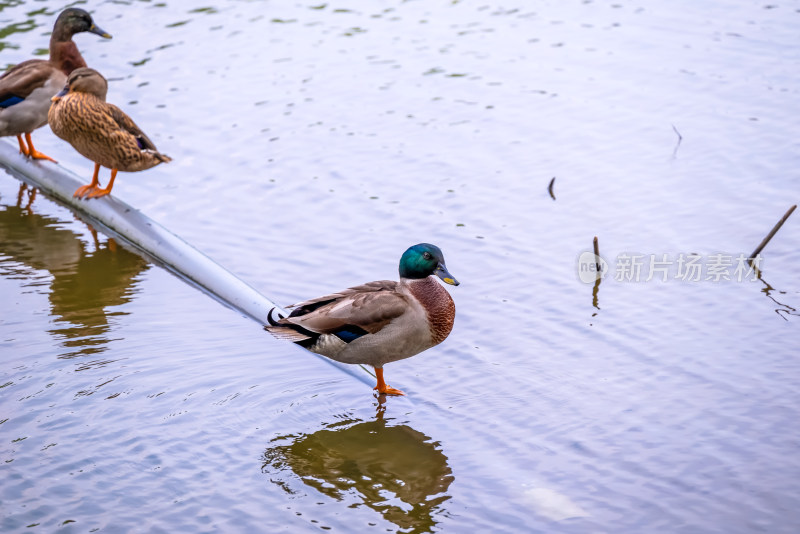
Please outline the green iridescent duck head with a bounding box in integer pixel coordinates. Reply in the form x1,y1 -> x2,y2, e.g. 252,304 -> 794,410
399,243 -> 459,286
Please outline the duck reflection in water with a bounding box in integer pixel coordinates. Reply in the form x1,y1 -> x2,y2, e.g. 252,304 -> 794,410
16,182 -> 37,209
0,185 -> 149,356
262,410 -> 454,533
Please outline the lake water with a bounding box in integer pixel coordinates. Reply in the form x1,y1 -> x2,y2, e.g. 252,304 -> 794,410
1,1 -> 799,532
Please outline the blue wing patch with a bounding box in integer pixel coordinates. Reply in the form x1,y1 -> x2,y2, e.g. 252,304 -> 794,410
0,95 -> 25,108
334,325 -> 369,343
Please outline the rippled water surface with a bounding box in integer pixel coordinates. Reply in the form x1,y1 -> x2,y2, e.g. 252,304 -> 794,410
1,1 -> 799,532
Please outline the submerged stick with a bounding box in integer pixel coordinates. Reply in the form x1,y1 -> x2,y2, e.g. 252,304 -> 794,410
671,124 -> 682,142
671,124 -> 683,158
0,141 -> 374,388
749,205 -> 796,261
591,236 -> 602,310
592,276 -> 600,311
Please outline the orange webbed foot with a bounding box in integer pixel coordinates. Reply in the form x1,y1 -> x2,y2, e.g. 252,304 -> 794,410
27,149 -> 57,163
374,384 -> 406,396
74,163 -> 107,199
21,134 -> 57,163
73,185 -> 98,199
85,187 -> 112,199
373,368 -> 405,396
73,186 -> 112,199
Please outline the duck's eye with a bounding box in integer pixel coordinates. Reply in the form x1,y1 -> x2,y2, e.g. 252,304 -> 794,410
422,252 -> 432,260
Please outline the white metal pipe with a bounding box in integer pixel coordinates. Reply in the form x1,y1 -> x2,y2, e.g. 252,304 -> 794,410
0,140 -> 373,389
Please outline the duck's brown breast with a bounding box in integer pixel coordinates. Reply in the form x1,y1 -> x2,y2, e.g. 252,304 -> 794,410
407,277 -> 456,345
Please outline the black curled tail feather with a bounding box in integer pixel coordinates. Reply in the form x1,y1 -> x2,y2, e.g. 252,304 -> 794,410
264,307 -> 320,349
266,307 -> 285,327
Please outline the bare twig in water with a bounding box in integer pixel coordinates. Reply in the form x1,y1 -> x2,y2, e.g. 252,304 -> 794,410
671,124 -> 683,159
593,236 -> 600,272
548,177 -> 556,200
749,205 -> 797,264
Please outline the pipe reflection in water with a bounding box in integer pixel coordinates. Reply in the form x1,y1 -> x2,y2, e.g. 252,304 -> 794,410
262,412 -> 454,533
0,185 -> 149,357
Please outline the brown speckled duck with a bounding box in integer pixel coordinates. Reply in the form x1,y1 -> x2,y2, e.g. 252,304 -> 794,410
0,8 -> 111,162
266,243 -> 459,396
48,67 -> 171,199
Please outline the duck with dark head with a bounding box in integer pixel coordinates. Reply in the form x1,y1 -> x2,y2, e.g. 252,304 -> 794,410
0,8 -> 111,162
266,243 -> 459,396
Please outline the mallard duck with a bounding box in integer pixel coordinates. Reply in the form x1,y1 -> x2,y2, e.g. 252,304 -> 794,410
0,8 -> 111,162
48,67 -> 171,199
266,243 -> 459,396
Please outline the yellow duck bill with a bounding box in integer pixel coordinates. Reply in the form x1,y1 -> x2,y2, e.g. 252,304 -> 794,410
435,264 -> 459,286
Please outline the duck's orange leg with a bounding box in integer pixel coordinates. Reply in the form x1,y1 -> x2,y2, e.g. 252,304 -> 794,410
16,135 -> 28,156
23,133 -> 57,163
74,163 -> 102,198
86,168 -> 118,199
373,367 -> 405,396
